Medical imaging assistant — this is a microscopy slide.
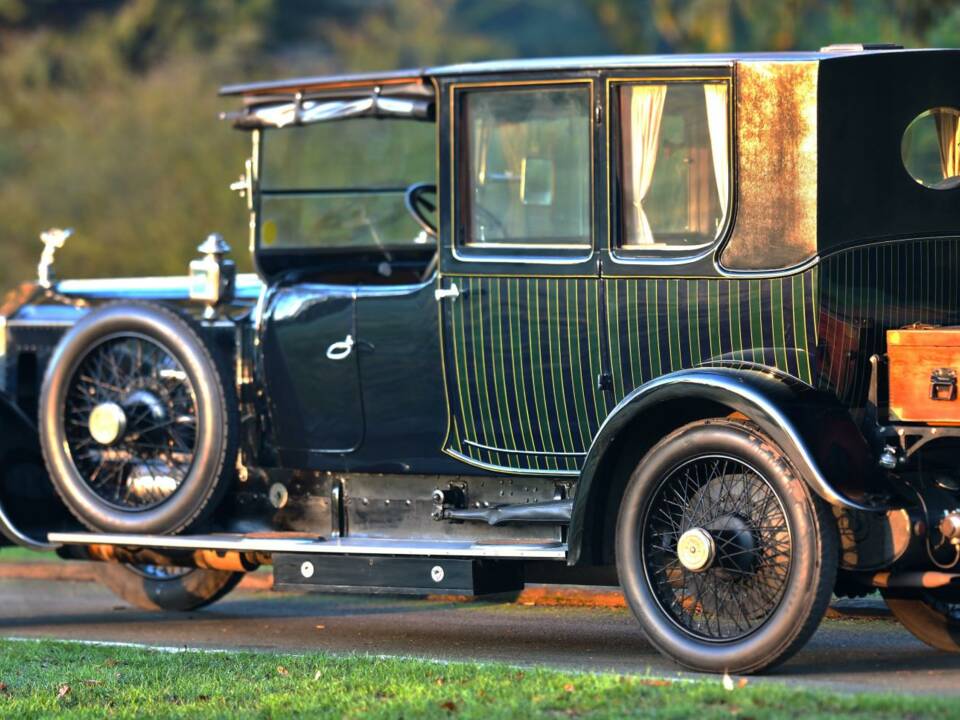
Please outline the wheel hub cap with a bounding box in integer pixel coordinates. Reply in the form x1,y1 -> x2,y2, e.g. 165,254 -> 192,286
677,527 -> 716,572
88,402 -> 127,446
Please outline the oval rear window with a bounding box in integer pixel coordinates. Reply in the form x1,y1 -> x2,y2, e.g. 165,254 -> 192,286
902,107 -> 960,189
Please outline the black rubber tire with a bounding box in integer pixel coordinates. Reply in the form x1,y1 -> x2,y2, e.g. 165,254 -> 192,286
96,563 -> 243,611
881,590 -> 960,652
39,302 -> 238,534
615,418 -> 838,674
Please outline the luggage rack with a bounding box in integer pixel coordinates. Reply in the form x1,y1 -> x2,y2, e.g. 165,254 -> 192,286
47,532 -> 568,560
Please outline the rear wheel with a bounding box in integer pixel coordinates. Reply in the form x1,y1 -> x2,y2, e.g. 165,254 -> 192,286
616,418 -> 838,674
882,590 -> 960,651
97,563 -> 243,611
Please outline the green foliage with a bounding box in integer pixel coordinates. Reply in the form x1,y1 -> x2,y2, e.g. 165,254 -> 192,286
1,0 -> 959,287
0,638 -> 953,718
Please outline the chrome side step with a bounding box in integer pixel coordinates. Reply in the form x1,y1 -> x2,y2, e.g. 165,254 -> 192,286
48,532 -> 568,560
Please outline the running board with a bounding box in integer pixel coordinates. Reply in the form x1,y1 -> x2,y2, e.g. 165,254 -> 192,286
48,532 -> 568,560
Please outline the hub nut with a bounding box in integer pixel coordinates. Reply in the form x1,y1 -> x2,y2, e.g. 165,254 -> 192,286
677,528 -> 716,572
88,402 -> 127,446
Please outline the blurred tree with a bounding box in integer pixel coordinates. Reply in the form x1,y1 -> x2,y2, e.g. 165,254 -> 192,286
1,0 -> 960,287
588,0 -> 960,52
324,0 -> 504,70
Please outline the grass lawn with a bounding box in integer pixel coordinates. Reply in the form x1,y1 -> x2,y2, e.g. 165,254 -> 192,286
0,639 -> 950,719
0,546 -> 59,563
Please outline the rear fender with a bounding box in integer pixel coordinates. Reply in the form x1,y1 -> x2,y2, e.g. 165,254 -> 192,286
569,367 -> 886,565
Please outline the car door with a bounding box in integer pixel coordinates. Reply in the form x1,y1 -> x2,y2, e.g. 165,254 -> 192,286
250,108 -> 437,464
436,75 -> 610,476
261,285 -> 364,456
601,71 -> 746,399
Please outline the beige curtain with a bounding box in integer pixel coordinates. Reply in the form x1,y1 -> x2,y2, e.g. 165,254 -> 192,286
934,109 -> 960,180
625,85 -> 667,245
703,83 -> 730,218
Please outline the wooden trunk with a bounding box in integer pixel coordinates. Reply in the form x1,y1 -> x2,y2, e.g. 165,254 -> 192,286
887,328 -> 960,424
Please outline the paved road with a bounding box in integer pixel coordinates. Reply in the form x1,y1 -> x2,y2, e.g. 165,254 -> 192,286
2,577 -> 959,695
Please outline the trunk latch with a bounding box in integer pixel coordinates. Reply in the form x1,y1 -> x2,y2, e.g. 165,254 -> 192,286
930,367 -> 958,401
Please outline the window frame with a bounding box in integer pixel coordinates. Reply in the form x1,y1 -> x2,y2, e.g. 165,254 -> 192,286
450,78 -> 597,266
606,73 -> 734,269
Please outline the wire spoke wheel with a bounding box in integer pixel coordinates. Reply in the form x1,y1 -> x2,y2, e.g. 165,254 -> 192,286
62,334 -> 199,511
126,564 -> 194,581
615,419 -> 838,674
95,562 -> 243,612
642,455 -> 792,642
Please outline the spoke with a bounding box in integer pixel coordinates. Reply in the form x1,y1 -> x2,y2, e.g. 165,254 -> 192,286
63,336 -> 198,510
642,455 -> 792,642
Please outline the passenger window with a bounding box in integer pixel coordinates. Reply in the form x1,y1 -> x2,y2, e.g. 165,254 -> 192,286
461,86 -> 591,250
614,80 -> 730,252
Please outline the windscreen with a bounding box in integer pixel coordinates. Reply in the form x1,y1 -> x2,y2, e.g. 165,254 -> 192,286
257,118 -> 435,251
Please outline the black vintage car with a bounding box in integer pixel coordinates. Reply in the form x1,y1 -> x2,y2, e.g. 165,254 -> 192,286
4,45 -> 960,674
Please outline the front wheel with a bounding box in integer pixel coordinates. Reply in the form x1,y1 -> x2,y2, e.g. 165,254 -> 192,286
616,418 -> 838,674
96,563 -> 243,611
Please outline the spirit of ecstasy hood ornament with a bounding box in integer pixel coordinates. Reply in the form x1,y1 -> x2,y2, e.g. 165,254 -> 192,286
38,227 -> 73,289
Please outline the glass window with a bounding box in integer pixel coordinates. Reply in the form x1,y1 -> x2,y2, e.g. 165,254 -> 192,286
462,86 -> 591,249
257,118 -> 435,251
901,107 -> 960,190
615,81 -> 730,252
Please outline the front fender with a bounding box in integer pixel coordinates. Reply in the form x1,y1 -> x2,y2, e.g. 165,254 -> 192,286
569,367 -> 886,565
0,391 -> 58,550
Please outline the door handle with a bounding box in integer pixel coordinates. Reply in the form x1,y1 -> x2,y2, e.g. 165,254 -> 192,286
434,282 -> 460,302
325,334 -> 355,361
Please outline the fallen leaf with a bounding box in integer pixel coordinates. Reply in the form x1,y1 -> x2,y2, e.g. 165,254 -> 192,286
57,684 -> 70,699
0,681 -> 9,695
639,679 -> 672,687
435,677 -> 445,686
440,700 -> 457,712
563,683 -> 575,693
103,659 -> 118,668
737,678 -> 748,689
314,670 -> 323,681
82,680 -> 102,687
722,672 -> 734,691
276,666 -> 289,676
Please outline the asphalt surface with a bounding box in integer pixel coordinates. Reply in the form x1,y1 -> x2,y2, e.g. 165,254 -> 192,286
2,577 -> 959,695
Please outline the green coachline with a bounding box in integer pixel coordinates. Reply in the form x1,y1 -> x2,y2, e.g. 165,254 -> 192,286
0,638 -> 949,719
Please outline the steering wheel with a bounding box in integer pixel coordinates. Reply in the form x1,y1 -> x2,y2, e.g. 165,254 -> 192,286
404,182 -> 438,237
473,203 -> 510,241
